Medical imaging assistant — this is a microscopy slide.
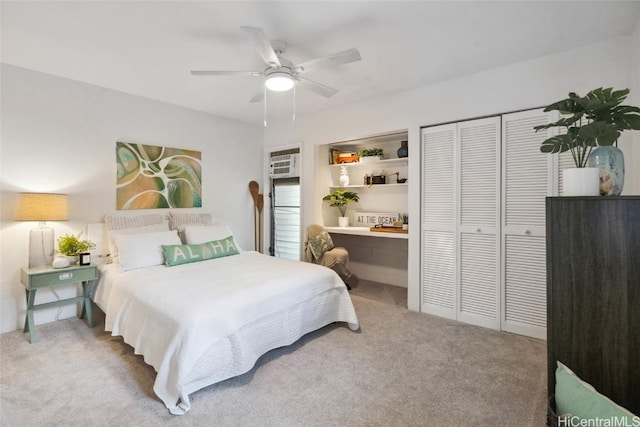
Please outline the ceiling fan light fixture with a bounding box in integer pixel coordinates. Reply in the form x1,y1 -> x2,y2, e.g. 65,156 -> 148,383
265,72 -> 294,92
191,26 -> 361,103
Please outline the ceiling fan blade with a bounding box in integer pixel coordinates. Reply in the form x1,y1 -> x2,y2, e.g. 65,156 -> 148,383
240,26 -> 281,67
294,48 -> 361,74
295,76 -> 338,98
190,70 -> 262,77
249,88 -> 264,103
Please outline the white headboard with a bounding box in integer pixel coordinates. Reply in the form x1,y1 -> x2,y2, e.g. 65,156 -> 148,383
87,222 -> 107,265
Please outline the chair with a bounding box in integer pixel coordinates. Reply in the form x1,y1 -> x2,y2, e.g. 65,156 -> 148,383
304,224 -> 357,290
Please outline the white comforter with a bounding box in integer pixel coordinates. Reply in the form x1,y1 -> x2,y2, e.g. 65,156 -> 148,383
100,251 -> 359,414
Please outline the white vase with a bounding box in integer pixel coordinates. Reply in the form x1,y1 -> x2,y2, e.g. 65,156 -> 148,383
338,216 -> 349,227
562,168 -> 599,196
339,166 -> 350,186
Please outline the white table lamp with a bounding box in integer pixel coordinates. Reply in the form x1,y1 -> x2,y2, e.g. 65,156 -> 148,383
16,193 -> 69,268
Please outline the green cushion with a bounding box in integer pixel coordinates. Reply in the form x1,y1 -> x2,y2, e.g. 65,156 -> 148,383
308,230 -> 334,260
162,236 -> 239,266
555,361 -> 637,422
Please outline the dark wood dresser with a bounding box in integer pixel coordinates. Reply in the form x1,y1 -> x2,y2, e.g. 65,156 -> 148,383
546,196 -> 640,414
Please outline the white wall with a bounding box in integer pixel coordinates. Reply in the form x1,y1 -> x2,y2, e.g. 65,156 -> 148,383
0,64 -> 263,333
628,17 -> 640,194
265,35 -> 638,312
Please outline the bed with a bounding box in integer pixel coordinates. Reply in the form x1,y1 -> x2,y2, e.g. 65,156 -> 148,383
91,213 -> 359,415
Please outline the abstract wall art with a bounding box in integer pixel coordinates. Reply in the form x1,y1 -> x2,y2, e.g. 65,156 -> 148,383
116,141 -> 202,210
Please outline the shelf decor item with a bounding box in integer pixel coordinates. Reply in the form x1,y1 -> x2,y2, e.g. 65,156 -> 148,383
400,213 -> 409,230
322,190 -> 359,227
337,151 -> 359,164
397,140 -> 408,158
339,166 -> 350,186
329,148 -> 340,165
535,87 -> 640,196
353,211 -> 398,227
359,148 -> 383,162
371,173 -> 385,184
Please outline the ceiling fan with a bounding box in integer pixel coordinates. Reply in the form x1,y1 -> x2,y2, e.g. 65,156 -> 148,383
190,26 -> 361,103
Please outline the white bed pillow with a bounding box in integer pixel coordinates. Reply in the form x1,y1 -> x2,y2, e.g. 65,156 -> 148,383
107,222 -> 170,263
114,230 -> 181,271
182,224 -> 242,251
169,212 -> 215,230
170,212 -> 215,243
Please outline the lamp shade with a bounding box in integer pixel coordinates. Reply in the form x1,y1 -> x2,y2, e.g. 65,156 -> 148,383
16,193 -> 69,221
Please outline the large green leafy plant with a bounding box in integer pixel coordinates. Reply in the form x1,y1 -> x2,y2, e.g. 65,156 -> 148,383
57,233 -> 95,256
322,190 -> 359,217
535,87 -> 640,167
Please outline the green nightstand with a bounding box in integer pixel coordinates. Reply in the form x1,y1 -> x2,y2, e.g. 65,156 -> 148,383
20,264 -> 98,343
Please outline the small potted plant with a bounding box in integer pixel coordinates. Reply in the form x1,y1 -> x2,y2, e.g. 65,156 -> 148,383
57,232 -> 95,265
322,190 -> 359,227
534,87 -> 640,196
399,213 -> 409,230
359,148 -> 383,162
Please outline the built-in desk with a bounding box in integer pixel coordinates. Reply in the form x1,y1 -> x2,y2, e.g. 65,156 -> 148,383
325,226 -> 408,287
325,226 -> 409,240
321,130 -> 409,289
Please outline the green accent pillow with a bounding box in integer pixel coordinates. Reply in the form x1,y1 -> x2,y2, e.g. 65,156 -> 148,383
162,236 -> 239,267
555,361 -> 637,422
308,230 -> 334,260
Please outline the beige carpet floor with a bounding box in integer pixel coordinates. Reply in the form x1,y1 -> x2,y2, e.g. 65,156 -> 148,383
0,280 -> 547,426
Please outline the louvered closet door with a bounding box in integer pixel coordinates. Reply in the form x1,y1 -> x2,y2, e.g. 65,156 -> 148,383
501,109 -> 554,339
551,120 -> 576,196
557,152 -> 576,195
457,117 -> 501,329
421,124 -> 456,319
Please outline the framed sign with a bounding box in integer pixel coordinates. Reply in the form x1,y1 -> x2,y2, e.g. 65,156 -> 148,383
79,252 -> 91,266
354,212 -> 398,226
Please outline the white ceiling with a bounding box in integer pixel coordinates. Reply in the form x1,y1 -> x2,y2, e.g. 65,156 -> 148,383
2,1 -> 639,126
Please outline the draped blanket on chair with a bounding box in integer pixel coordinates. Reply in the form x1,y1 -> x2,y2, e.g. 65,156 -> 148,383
304,225 -> 352,279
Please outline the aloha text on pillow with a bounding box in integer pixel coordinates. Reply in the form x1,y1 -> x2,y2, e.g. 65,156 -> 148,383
162,236 -> 240,266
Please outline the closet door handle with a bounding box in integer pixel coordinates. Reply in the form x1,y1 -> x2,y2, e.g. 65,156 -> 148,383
476,228 -> 482,233
525,230 -> 532,235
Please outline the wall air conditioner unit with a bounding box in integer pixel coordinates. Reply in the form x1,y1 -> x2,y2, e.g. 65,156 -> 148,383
269,153 -> 300,178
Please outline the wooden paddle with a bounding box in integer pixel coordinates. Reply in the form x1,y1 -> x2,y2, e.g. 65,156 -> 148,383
257,194 -> 264,254
248,181 -> 259,251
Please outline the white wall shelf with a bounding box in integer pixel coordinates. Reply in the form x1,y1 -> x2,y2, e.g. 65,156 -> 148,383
329,183 -> 408,189
331,158 -> 408,168
325,226 -> 409,240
